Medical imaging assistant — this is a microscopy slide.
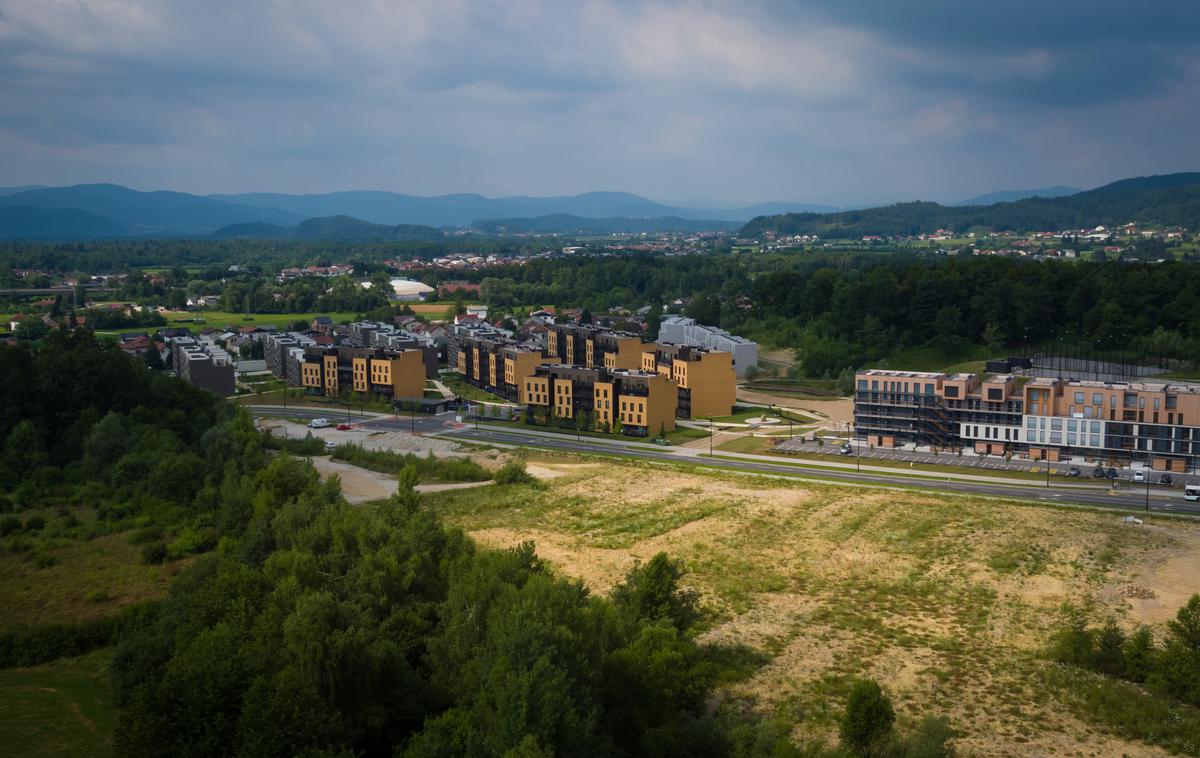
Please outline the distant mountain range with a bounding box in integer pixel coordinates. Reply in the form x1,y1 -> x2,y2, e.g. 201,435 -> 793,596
954,186 -> 1081,206
0,183 -> 834,239
212,215 -> 443,242
742,173 -> 1200,238
472,214 -> 741,234
209,190 -> 836,227
1,175 -> 1197,241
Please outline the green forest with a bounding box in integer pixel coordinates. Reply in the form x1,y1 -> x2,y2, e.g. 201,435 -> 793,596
741,174 -> 1200,237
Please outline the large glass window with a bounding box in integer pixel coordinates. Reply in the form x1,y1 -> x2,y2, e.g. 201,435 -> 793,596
1093,393 -> 1103,405
1090,434 -> 1101,446
1067,433 -> 1076,445
1074,391 -> 1084,403
1051,418 -> 1063,430
1026,417 -> 1036,429
1050,432 -> 1062,444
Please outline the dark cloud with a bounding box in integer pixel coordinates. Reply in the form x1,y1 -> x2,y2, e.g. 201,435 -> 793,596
0,0 -> 1196,205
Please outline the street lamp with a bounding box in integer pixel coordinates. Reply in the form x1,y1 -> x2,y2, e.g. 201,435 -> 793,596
709,416 -> 714,456
1145,469 -> 1151,511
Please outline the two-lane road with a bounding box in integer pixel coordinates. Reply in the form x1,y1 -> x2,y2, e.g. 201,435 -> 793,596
247,406 -> 1200,516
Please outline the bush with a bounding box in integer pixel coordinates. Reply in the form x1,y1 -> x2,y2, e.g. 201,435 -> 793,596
141,541 -> 168,565
33,552 -> 58,568
840,679 -> 895,756
332,443 -> 489,482
24,515 -> 46,532
493,461 -> 537,486
128,526 -> 163,545
0,601 -> 161,667
167,527 -> 215,559
0,515 -> 20,537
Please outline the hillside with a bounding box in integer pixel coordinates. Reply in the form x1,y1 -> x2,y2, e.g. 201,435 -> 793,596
471,213 -> 740,234
0,206 -> 131,239
211,189 -> 835,226
954,185 -> 1081,206
742,172 -> 1200,237
212,214 -> 443,241
0,184 -> 300,235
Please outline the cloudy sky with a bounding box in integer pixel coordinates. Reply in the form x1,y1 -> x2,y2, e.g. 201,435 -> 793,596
1,0 -> 1198,206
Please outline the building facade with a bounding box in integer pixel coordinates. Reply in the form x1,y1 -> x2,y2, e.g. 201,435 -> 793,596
521,364 -> 677,437
657,316 -> 758,377
171,337 -> 235,396
642,343 -> 736,419
299,345 -> 426,401
854,368 -> 1200,471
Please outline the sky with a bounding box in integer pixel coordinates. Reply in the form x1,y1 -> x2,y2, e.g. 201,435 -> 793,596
1,0 -> 1198,207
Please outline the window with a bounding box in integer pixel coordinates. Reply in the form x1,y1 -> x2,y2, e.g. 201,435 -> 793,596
987,388 -> 1002,401
1026,417 -> 1036,429
1093,393 -> 1102,405
1051,418 -> 1063,430
1154,398 -> 1161,410
858,379 -> 867,390
944,386 -> 959,398
1050,432 -> 1062,444
1139,397 -> 1145,410
1090,434 -> 1101,446
1083,406 -> 1093,418
1067,433 -> 1076,445
1090,421 -> 1101,433
1067,419 -> 1077,432
871,380 -> 878,391
925,383 -> 935,396
1030,389 -> 1040,401
1111,395 -> 1117,409
1074,391 -> 1084,403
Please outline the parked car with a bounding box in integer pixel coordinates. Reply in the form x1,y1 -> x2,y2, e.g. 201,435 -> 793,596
1160,473 -> 1173,485
324,441 -> 336,452
839,443 -> 853,455
336,423 -> 352,431
1066,466 -> 1081,477
1105,468 -> 1119,479
1091,467 -> 1106,479
307,418 -> 331,429
1133,470 -> 1147,483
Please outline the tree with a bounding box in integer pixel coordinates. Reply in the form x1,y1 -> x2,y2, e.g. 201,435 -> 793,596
840,678 -> 895,756
1094,618 -> 1125,677
1122,627 -> 1156,683
611,553 -> 700,633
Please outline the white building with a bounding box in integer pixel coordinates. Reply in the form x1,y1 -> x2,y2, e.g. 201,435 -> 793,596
658,316 -> 758,377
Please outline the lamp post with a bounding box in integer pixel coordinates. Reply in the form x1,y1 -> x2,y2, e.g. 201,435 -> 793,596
1045,454 -> 1050,488
709,416 -> 713,456
1145,468 -> 1151,511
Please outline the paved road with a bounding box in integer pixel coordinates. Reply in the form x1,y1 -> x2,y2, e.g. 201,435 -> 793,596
247,406 -> 1200,517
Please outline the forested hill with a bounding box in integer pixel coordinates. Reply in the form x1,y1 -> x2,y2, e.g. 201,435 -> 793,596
212,214 -> 444,241
741,172 -> 1200,237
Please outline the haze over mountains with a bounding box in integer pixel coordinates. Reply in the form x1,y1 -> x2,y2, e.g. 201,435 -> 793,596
0,174 -> 1196,240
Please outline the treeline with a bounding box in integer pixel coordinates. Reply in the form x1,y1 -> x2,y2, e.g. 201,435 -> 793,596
1052,597 -> 1200,706
465,253 -> 1200,377
741,175 -> 1200,237
0,237 -> 551,275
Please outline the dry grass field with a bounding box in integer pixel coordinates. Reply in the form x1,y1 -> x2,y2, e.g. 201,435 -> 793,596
428,454 -> 1200,756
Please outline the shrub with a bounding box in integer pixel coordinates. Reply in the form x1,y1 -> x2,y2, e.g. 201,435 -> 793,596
141,541 -> 168,565
0,515 -> 20,537
33,552 -> 58,568
332,443 -> 489,483
493,461 -> 536,486
128,526 -> 163,545
24,515 -> 46,532
167,527 -> 215,559
840,678 -> 895,756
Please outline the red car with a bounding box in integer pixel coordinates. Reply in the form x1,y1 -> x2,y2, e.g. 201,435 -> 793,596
336,423 -> 352,431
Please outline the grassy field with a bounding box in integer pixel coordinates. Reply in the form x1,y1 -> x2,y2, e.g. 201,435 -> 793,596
0,648 -> 116,758
162,309 -> 361,330
885,343 -> 993,373
0,528 -> 186,629
427,453 -> 1200,756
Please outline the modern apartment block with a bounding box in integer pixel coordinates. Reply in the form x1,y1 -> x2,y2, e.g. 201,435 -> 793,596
854,368 -> 1200,471
299,345 -> 426,400
449,322 -> 548,402
657,316 -> 758,377
521,364 -> 677,437
171,337 -> 235,396
264,332 -> 316,387
545,323 -> 645,370
642,343 -> 737,419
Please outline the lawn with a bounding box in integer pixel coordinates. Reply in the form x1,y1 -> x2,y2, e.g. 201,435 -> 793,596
425,453 -> 1200,756
885,342 -> 993,373
0,648 -> 117,758
441,372 -> 510,403
710,406 -> 817,424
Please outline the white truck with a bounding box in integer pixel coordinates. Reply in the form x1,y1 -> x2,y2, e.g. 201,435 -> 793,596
1185,483 -> 1200,502
307,418 -> 331,429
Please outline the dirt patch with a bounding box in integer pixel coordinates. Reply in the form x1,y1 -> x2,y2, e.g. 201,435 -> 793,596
734,390 -> 853,428
310,456 -> 397,503
1106,525 -> 1200,625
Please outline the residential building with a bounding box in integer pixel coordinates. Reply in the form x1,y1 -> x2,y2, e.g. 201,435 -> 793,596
854,368 -> 1200,471
449,322 -> 547,401
522,364 -> 677,437
657,316 -> 758,377
299,345 -> 426,401
171,337 -> 235,396
642,343 -> 736,419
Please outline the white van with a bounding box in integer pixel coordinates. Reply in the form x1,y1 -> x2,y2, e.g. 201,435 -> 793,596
1185,484 -> 1200,502
307,418 -> 331,429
